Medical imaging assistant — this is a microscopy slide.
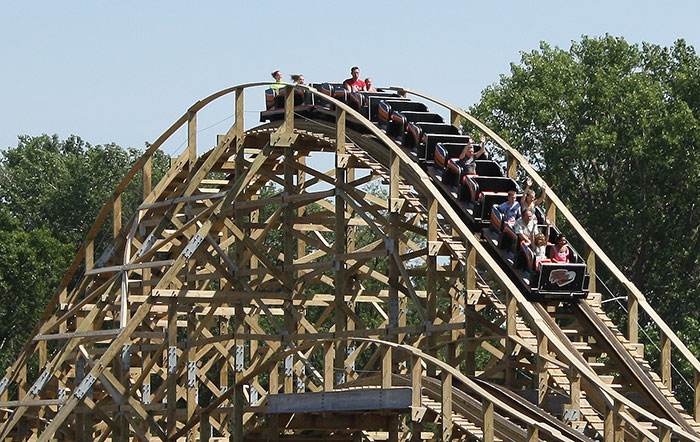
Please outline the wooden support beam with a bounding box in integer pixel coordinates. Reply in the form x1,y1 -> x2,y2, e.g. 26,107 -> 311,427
113,194 -> 122,238
505,291 -> 517,386
628,291 -> 639,345
441,370 -> 452,441
661,331 -> 672,390
694,369 -> 700,422
506,152 -> 517,179
482,397 -> 494,442
585,245 -> 596,294
187,110 -> 197,168
537,329 -> 548,407
166,299 -> 178,438
334,106 -> 348,387
604,405 -> 614,442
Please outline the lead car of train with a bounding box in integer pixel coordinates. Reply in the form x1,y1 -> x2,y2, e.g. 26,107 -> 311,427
261,83 -> 589,300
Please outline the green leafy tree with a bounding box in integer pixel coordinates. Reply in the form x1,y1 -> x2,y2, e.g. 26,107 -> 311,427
0,134 -> 171,372
470,35 -> 700,406
0,208 -> 72,370
471,35 -> 700,325
0,134 -> 170,248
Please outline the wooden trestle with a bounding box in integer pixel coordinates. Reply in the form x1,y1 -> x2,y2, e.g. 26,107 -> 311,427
1,83 -> 700,441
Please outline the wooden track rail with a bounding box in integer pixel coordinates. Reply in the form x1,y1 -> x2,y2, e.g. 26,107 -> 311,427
0,82 -> 698,441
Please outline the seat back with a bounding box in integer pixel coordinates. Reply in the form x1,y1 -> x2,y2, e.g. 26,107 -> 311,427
422,134 -> 469,163
475,160 -> 503,177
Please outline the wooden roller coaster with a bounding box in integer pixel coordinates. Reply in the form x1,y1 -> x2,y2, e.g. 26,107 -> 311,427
1,82 -> 699,441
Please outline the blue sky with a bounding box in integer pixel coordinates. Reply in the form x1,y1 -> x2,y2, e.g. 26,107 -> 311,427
2,1 -> 699,157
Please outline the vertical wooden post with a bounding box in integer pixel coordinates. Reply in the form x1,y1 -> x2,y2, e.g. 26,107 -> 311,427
284,85 -> 294,132
660,331 -> 672,390
694,369 -> 700,421
233,307 -> 245,441
585,246 -> 596,294
334,107 -> 348,388
659,425 -> 671,442
324,342 -> 334,391
235,87 -> 244,140
482,398 -> 494,442
388,149 -> 400,346
464,244 -> 477,376
187,111 -> 197,168
537,329 -> 548,407
410,355 -> 423,441
269,361 -> 279,396
450,110 -> 461,129
545,195 -> 557,226
506,152 -> 517,180
143,156 -> 152,199
426,197 -> 438,377
441,370 -> 453,440
113,195 -> 122,237
505,291 -> 517,386
85,241 -> 94,271
527,425 -> 539,442
613,403 -> 624,442
382,346 -> 392,389
200,410 -> 211,442
566,363 -> 581,419
628,292 -> 639,345
166,299 -> 178,438
603,405 -> 614,442
186,312 -> 197,442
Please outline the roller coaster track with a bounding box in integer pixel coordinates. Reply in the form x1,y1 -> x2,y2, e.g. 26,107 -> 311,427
0,82 -> 699,441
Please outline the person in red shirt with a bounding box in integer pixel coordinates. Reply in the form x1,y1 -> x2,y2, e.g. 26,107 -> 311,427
343,66 -> 366,92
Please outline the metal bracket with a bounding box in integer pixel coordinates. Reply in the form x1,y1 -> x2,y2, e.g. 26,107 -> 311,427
142,384 -> 151,404
249,385 -> 259,405
428,241 -> 442,256
58,388 -> 68,401
182,233 -> 204,260
0,377 -> 9,396
235,345 -> 245,372
270,131 -> 298,147
335,372 -> 346,385
168,346 -> 178,374
423,321 -> 433,337
347,347 -> 356,371
390,198 -> 404,213
121,344 -> 131,371
385,238 -> 395,254
411,406 -> 427,422
136,233 -> 157,258
187,361 -> 197,387
95,244 -> 116,268
284,355 -> 294,377
29,370 -> 52,396
563,408 -> 580,421
74,374 -> 97,400
336,153 -> 350,169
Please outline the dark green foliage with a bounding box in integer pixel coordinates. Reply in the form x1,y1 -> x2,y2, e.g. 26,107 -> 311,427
471,35 -> 700,405
471,35 -> 700,325
0,134 -> 170,373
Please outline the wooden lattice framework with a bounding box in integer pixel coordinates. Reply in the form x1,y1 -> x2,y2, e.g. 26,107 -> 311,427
1,83 -> 700,441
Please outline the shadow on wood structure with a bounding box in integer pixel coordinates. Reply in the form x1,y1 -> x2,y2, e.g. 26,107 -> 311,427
1,83 -> 700,441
